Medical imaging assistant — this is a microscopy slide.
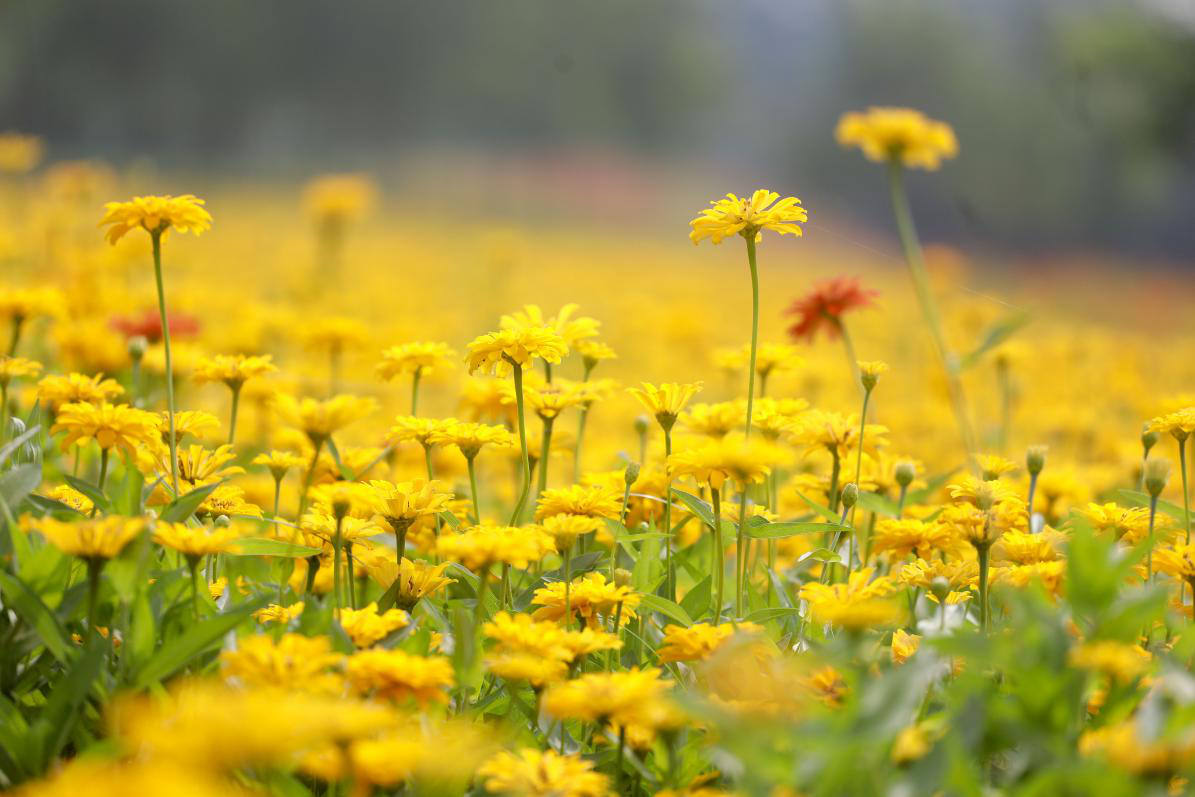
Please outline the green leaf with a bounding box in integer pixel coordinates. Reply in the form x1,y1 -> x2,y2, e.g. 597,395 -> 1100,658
795,490 -> 840,523
376,577 -> 404,612
744,607 -> 802,623
748,521 -> 846,539
0,424 -> 40,468
160,481 -> 221,523
679,575 -> 711,620
228,538 -> 323,557
439,510 -> 463,530
324,438 -> 355,481
672,490 -> 716,528
798,548 -> 841,564
63,475 -> 110,513
112,466 -> 145,517
26,494 -> 84,517
0,571 -> 70,662
856,491 -> 900,517
133,598 -> 265,688
637,593 -> 692,626
959,310 -> 1030,370
0,463 -> 40,510
33,640 -> 105,770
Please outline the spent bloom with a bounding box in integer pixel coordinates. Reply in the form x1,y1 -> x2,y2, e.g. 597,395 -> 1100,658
689,189 -> 807,245
836,107 -> 959,170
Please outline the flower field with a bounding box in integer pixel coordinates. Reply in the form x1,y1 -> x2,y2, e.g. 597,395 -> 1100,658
2,110 -> 1195,797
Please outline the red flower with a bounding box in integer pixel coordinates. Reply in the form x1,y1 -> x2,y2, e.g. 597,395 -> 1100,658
785,277 -> 877,342
111,309 -> 201,343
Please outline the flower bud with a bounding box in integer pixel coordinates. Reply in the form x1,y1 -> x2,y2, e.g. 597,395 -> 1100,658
613,568 -> 632,588
1026,445 -> 1047,476
1142,425 -> 1160,454
624,461 -> 641,486
929,576 -> 951,605
894,461 -> 916,488
1145,458 -> 1171,498
128,334 -> 148,361
633,415 -> 650,437
213,514 -> 231,528
840,482 -> 859,509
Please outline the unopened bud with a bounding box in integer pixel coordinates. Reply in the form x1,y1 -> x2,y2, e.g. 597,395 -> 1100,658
894,461 -> 916,488
633,415 -> 650,437
1026,445 -> 1047,476
213,514 -> 231,527
840,482 -> 859,509
1145,458 -> 1171,498
128,334 -> 148,360
929,577 -> 951,605
624,462 -> 640,486
1142,425 -> 1160,454
613,568 -> 632,587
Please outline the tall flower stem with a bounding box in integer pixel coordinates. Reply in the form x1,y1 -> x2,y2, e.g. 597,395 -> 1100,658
835,319 -> 863,396
1147,495 -> 1159,582
663,427 -> 674,601
743,235 -> 760,438
886,163 -> 976,458
0,383 -> 9,449
332,515 -> 344,617
573,406 -> 591,484
508,363 -> 533,525
410,370 -> 422,416
151,230 -> 180,496
272,476 -> 282,518
827,449 -> 841,513
535,417 -> 554,505
735,484 -> 750,618
1180,436 -> 1191,545
711,486 -> 724,624
563,545 -> 572,628
86,560 -> 103,641
848,389 -> 872,567
7,316 -> 21,357
227,384 -> 242,445
298,439 -> 324,518
976,543 -> 991,633
466,455 -> 482,523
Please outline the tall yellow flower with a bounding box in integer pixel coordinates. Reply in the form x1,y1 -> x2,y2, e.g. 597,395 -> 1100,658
51,401 -> 160,460
478,749 -> 612,797
377,342 -> 457,380
99,194 -> 212,244
28,516 -> 144,560
501,304 -> 600,348
627,381 -> 703,433
193,354 -> 277,389
836,107 -> 958,170
273,393 -> 376,444
153,521 -> 242,560
365,556 -> 455,610
688,190 -> 807,245
345,648 -> 455,706
437,524 -> 554,572
338,602 -> 411,648
36,372 -> 124,413
466,326 -> 568,376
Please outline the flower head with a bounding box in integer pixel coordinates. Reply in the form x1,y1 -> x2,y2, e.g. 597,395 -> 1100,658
100,194 -> 212,244
478,749 -> 612,797
786,277 -> 878,342
689,190 -> 807,245
338,602 -> 411,648
193,354 -> 277,390
345,648 -> 454,705
501,304 -> 600,347
376,341 -> 457,381
427,420 -> 514,459
466,326 -> 568,376
536,484 -> 623,521
627,381 -> 703,431
799,568 -> 901,630
27,516 -> 144,560
836,107 -> 958,170
273,393 -> 376,442
51,401 -> 160,459
365,556 -> 455,610
658,622 -> 762,664
0,356 -> 42,388
36,372 -> 124,413
154,521 -> 241,559
437,524 -> 554,571
220,633 -> 343,693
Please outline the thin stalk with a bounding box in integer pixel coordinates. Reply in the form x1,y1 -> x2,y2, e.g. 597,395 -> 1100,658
535,416 -> 554,504
835,318 -> 863,396
411,369 -> 422,416
573,406 -> 590,484
272,476 -> 282,518
563,545 -> 572,628
7,316 -> 21,356
614,725 -> 627,790
87,560 -> 103,640
332,515 -> 344,617
227,383 -> 242,445
663,427 -> 674,601
848,389 -> 873,571
1027,473 -> 1039,520
425,444 -> 441,539
508,363 -> 533,525
474,570 -> 490,627
1147,495 -> 1159,581
886,162 -> 976,459
828,448 -> 841,513
977,544 -> 991,633
1180,436 -> 1191,544
897,484 -> 909,517
151,230 -> 180,496
298,439 -> 324,518
0,383 -> 8,449
736,484 -> 749,617
711,486 -> 724,624
743,234 -> 760,438
466,455 -> 482,523
346,541 -> 357,609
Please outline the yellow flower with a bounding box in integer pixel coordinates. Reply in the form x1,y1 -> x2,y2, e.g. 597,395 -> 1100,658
1069,640 -> 1151,683
974,453 -> 1018,480
303,173 -> 377,223
501,304 -> 600,347
540,513 -> 604,549
658,621 -> 762,664
543,667 -> 672,728
899,558 -> 977,604
10,758 -> 245,797
799,568 -> 901,630
154,521 -> 241,559
252,449 -> 308,480
890,629 -> 921,664
52,402 -> 160,458
28,516 -> 144,560
0,285 -> 63,324
427,420 -> 515,459
220,633 -> 344,693
160,410 -> 221,444
478,749 -> 612,797
680,400 -> 747,439
43,484 -> 94,514
1076,502 -> 1155,544
836,107 -> 958,170
273,393 -> 376,442
485,652 -> 570,688
574,340 -> 617,370
873,518 -> 965,561
385,415 -> 452,448
1080,720 -> 1195,777
627,381 -> 704,430
99,194 -> 212,244
891,723 -> 934,765
514,382 -> 587,420
667,434 -> 790,491
345,648 -> 455,705
0,132 -> 44,173
377,341 -> 457,380
193,353 -> 277,389
536,483 -> 623,521
302,316 -> 370,353
0,356 -> 43,387
531,571 -> 639,628
154,443 -> 243,488
365,556 -> 455,610
437,524 -> 554,571
338,602 -> 411,648
195,485 -> 262,521
858,359 -> 888,391
466,325 -> 568,376
367,478 -> 454,533
253,602 -> 306,625
1154,543 -> 1195,587
689,189 -> 807,245
36,372 -> 124,413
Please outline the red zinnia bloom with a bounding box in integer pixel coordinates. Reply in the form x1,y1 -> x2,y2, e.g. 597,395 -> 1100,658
785,277 -> 877,342
111,309 -> 201,343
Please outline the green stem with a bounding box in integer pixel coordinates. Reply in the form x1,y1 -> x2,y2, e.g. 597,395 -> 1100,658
573,407 -> 590,484
189,557 -> 202,621
474,570 -> 490,627
835,318 -> 863,396
535,416 -> 554,505
332,515 -> 344,615
86,560 -> 103,641
664,427 -> 674,601
298,440 -> 323,518
886,162 -> 976,458
508,364 -> 533,525
736,484 -> 749,618
346,541 -> 356,609
563,545 -> 572,628
743,234 -> 760,439
0,382 -> 8,449
7,316 -> 21,357
272,476 -> 282,518
1180,436 -> 1191,545
467,455 -> 482,523
411,369 -> 422,416
828,448 -> 841,513
227,383 -> 242,445
848,389 -> 872,566
151,231 -> 180,496
711,486 -> 724,624
977,544 -> 990,633
97,448 -> 110,492
1147,496 -> 1159,582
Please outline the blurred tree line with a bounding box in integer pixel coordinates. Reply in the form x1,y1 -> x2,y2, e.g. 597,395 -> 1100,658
1,0 -> 1194,255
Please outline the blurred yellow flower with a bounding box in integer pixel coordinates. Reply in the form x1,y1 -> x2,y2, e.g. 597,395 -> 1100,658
99,194 -> 212,244
836,107 -> 958,170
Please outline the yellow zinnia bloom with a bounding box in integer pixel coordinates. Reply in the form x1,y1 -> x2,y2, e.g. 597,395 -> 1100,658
799,568 -> 901,630
51,401 -> 160,459
99,194 -> 212,244
627,381 -> 703,430
466,325 -> 568,376
338,602 -> 411,648
36,372 -> 124,413
28,516 -> 144,560
193,353 -> 277,389
836,107 -> 958,170
478,749 -> 612,797
657,621 -> 762,664
536,483 -> 623,521
501,303 -> 600,347
253,602 -> 306,625
427,420 -> 514,459
273,393 -> 376,442
0,356 -> 43,386
376,341 -> 457,381
153,521 -> 241,560
689,189 -> 807,245
252,449 -> 308,480
345,648 -> 455,706
364,556 -> 455,610
543,667 -> 671,728
220,633 -> 344,694
437,524 -> 554,571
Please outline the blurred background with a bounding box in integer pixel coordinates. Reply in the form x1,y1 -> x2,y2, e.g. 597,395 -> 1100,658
2,0 -> 1195,257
